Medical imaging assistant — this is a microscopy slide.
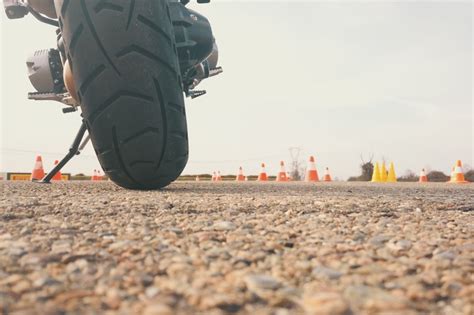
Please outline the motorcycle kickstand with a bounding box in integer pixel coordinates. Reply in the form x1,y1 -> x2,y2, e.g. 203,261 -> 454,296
40,121 -> 90,184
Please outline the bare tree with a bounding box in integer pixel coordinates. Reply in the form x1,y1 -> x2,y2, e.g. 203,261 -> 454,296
359,153 -> 374,181
289,147 -> 304,181
398,169 -> 418,182
348,154 -> 375,181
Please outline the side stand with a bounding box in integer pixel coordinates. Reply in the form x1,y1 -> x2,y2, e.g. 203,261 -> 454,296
40,121 -> 90,183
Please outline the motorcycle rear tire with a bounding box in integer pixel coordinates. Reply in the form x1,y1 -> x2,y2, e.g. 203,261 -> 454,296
56,0 -> 188,189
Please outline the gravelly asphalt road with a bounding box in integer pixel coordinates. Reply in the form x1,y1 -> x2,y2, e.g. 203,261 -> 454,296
0,181 -> 473,315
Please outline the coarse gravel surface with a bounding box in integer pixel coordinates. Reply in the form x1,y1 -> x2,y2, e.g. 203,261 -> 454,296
0,181 -> 473,315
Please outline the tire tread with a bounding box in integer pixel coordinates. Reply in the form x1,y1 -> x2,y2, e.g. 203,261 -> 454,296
58,0 -> 189,189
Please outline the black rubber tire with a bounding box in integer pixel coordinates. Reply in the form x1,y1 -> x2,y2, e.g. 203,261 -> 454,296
56,0 -> 189,189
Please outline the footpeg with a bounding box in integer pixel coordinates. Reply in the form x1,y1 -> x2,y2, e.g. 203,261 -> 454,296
189,90 -> 207,99
209,67 -> 223,77
28,92 -> 62,101
62,107 -> 77,114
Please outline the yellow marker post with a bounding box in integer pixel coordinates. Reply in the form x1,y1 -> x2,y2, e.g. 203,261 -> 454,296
371,162 -> 381,183
387,162 -> 397,182
381,162 -> 388,182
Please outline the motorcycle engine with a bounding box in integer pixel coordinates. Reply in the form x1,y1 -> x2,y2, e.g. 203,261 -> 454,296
26,48 -> 65,94
3,0 -> 28,19
170,2 -> 222,95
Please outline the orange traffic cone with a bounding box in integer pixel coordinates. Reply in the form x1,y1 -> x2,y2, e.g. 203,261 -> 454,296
276,161 -> 288,182
52,160 -> 62,181
449,160 -> 469,184
419,169 -> 428,183
306,156 -> 319,182
449,166 -> 455,182
91,170 -> 98,181
323,167 -> 332,182
216,171 -> 222,181
258,163 -> 268,181
236,167 -> 245,181
31,155 -> 45,181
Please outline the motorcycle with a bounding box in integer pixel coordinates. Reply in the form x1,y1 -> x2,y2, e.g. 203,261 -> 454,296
3,0 -> 222,189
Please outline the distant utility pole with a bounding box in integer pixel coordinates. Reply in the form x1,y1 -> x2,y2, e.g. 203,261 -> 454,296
289,147 -> 303,181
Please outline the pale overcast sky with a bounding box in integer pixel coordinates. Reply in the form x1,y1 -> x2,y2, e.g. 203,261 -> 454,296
1,1 -> 472,179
